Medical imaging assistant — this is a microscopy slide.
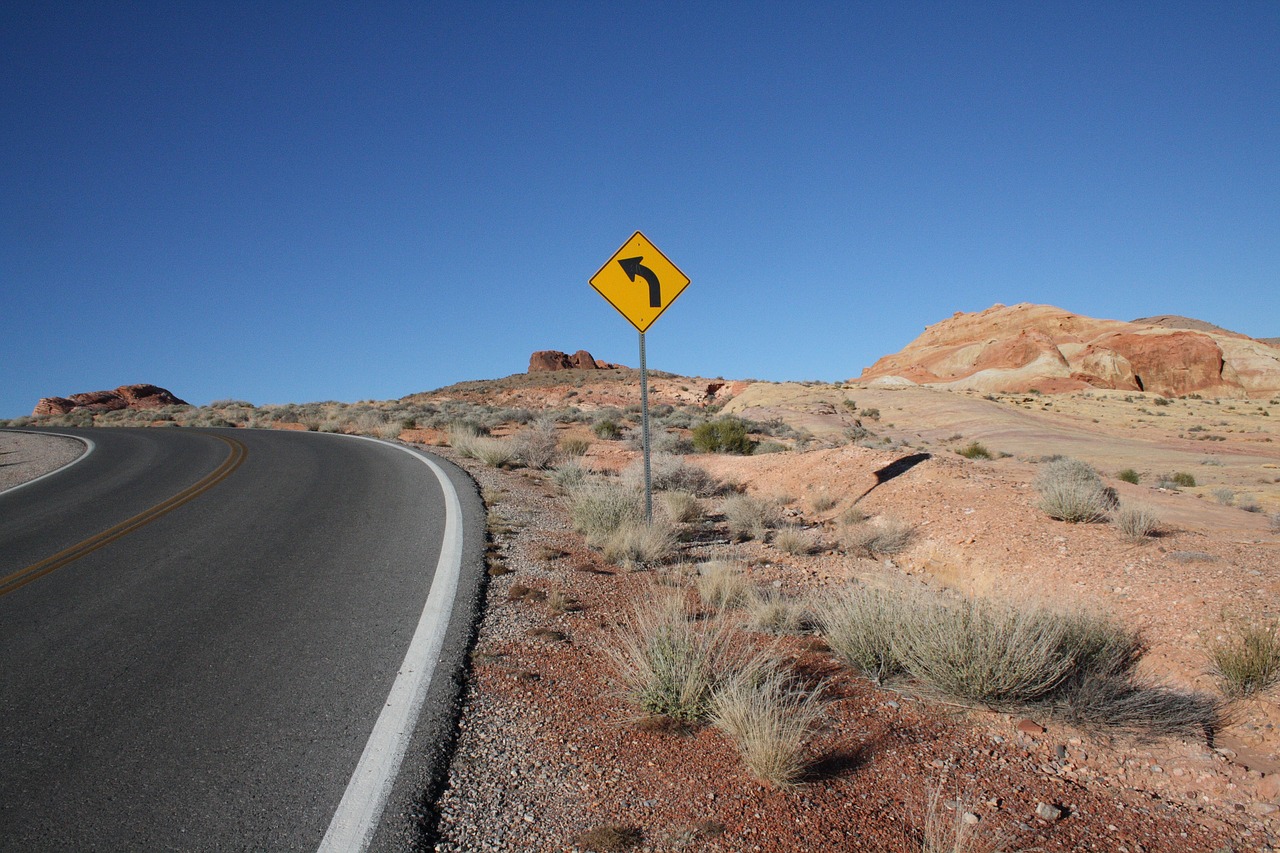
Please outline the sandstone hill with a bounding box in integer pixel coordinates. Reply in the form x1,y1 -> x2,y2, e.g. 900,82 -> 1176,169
33,384 -> 188,416
857,303 -> 1280,398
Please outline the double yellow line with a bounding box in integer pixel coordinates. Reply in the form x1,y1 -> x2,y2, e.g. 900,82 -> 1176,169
0,434 -> 248,599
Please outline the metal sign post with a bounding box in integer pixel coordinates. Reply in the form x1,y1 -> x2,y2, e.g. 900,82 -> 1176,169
638,330 -> 652,523
590,231 -> 689,526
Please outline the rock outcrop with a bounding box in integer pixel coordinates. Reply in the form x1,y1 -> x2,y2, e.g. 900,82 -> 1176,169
858,303 -> 1280,398
34,384 -> 189,416
527,350 -> 621,372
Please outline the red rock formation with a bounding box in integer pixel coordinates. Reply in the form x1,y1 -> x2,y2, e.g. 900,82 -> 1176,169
858,303 -> 1280,398
33,384 -> 189,416
527,350 -> 621,372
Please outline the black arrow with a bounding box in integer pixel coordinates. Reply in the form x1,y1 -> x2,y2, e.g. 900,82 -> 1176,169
618,256 -> 661,307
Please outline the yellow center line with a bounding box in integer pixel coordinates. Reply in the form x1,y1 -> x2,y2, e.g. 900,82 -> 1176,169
0,434 -> 248,599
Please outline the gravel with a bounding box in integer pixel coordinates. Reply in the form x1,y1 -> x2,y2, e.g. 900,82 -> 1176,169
0,431 -> 86,492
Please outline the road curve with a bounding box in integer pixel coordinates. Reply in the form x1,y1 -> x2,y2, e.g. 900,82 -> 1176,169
0,427 -> 484,852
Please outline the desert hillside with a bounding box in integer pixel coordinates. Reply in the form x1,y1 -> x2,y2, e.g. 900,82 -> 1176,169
858,303 -> 1280,398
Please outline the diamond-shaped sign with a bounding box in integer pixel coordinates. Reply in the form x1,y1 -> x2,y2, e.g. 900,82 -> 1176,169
589,231 -> 690,333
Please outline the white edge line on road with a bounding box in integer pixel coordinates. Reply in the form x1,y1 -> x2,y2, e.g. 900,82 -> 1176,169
318,435 -> 465,853
0,431 -> 96,498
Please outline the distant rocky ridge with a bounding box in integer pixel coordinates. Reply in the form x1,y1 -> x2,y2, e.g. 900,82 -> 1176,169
34,384 -> 189,416
527,349 -> 623,372
858,303 -> 1280,398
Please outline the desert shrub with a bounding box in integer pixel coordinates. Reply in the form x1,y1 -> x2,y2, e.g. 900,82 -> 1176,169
568,482 -> 645,545
512,419 -> 559,469
1113,504 -> 1161,541
652,430 -> 695,455
956,441 -> 992,460
773,526 -> 821,556
843,424 -> 870,443
593,418 -> 622,440
1238,496 -> 1262,513
859,407 -> 881,420
1211,620 -> 1280,698
1035,457 -> 1110,523
710,661 -> 824,787
623,454 -> 720,496
722,494 -> 780,541
818,585 -> 910,684
842,517 -> 916,555
754,440 -> 789,455
558,435 -> 591,458
1213,487 -> 1235,505
1271,512 -> 1280,534
696,561 -> 750,611
551,460 -> 589,490
1116,468 -> 1141,484
1167,471 -> 1197,488
605,593 -> 732,722
692,417 -> 755,454
658,490 -> 702,524
601,518 -> 679,566
743,588 -> 810,635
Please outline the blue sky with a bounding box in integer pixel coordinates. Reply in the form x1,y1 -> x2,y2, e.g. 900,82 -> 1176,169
3,2 -> 1277,418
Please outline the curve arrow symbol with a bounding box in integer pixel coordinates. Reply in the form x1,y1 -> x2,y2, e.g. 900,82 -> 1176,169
618,256 -> 661,307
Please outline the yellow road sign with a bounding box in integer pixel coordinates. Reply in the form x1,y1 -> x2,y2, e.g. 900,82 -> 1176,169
589,231 -> 690,333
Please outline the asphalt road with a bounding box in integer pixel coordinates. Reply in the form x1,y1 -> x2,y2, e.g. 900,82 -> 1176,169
0,427 -> 484,852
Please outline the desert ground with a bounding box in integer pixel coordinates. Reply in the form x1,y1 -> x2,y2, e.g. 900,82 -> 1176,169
8,371 -> 1280,851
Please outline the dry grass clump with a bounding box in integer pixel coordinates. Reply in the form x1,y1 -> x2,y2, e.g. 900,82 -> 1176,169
471,436 -> 519,468
722,493 -> 781,541
710,660 -> 825,787
743,588 -> 810,635
623,454 -> 721,496
897,599 -> 1101,705
817,584 -> 912,685
809,491 -> 839,513
1210,619 -> 1280,698
551,460 -> 589,490
558,435 -> 591,458
547,589 -> 582,614
839,505 -> 869,526
1034,457 -> 1110,523
842,516 -> 917,556
955,441 -> 992,460
695,561 -> 750,611
567,481 -> 645,545
573,824 -> 642,851
512,419 -> 560,469
819,585 -> 1218,734
773,526 -> 822,556
1213,487 -> 1236,506
920,783 -> 1011,853
600,518 -> 680,566
605,593 -> 732,722
1113,503 -> 1161,542
658,490 -> 703,524
1238,495 -> 1262,513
